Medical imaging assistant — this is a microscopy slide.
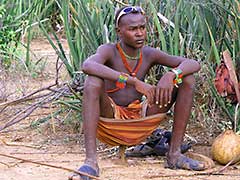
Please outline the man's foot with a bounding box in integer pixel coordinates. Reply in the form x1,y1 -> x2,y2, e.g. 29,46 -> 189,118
68,164 -> 99,180
165,154 -> 206,171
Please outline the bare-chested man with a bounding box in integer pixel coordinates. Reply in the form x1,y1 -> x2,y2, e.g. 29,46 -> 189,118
69,6 -> 205,180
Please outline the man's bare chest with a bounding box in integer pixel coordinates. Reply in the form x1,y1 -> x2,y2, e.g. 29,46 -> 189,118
107,56 -> 151,79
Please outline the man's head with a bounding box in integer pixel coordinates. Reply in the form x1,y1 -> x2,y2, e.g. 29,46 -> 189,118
114,6 -> 145,28
115,6 -> 146,48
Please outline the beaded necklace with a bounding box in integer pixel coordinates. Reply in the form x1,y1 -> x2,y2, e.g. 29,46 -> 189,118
106,43 -> 142,93
116,42 -> 142,77
118,43 -> 141,60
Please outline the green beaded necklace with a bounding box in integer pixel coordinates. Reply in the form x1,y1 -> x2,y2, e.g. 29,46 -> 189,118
119,44 -> 140,60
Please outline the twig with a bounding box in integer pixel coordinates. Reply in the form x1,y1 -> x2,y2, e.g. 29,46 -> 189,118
0,92 -> 55,116
234,103 -> 239,133
0,161 -> 11,168
0,83 -> 57,108
0,94 -> 51,130
0,86 -> 69,131
9,152 -> 82,155
217,154 -> 240,173
0,104 -> 42,131
145,172 -> 240,179
27,112 -> 55,117
0,160 -> 23,168
0,153 -> 100,180
0,92 -> 54,131
0,52 -> 76,131
146,155 -> 240,179
67,83 -> 83,100
55,56 -> 63,85
1,139 -> 41,149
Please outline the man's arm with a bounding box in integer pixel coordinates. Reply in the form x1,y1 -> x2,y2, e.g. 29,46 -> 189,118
146,47 -> 201,106
148,47 -> 201,76
82,44 -> 155,103
82,44 -> 136,84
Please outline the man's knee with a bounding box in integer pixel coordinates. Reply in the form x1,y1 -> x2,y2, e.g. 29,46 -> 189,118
84,76 -> 104,94
182,75 -> 196,89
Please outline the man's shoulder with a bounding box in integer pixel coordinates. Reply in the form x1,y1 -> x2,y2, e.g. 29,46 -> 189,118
142,45 -> 162,53
96,43 -> 117,59
143,45 -> 167,57
142,45 -> 153,52
142,45 -> 169,65
98,43 -> 116,51
142,45 -> 159,58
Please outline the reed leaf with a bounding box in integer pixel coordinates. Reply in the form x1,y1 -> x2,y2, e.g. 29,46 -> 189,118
148,2 -> 167,51
205,20 -> 221,64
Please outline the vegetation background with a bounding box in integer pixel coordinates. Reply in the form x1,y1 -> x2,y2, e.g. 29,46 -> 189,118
0,0 -> 239,136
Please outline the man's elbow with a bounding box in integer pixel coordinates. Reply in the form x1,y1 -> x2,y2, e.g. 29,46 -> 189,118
82,61 -> 91,74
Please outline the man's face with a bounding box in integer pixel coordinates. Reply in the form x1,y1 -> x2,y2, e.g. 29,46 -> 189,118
117,13 -> 146,48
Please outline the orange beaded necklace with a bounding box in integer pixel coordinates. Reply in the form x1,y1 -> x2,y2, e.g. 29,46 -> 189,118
116,42 -> 142,77
106,43 -> 143,93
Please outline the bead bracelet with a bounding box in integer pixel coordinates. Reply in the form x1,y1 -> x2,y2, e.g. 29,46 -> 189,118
171,68 -> 183,88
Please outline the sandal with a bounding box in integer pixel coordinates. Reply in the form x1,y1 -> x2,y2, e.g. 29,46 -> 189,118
165,154 -> 206,171
68,164 -> 99,180
126,128 -> 192,157
126,128 -> 168,157
145,128 -> 168,144
125,143 -> 155,157
153,137 -> 192,156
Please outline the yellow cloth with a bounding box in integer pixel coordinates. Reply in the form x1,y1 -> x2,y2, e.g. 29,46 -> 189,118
97,99 -> 166,146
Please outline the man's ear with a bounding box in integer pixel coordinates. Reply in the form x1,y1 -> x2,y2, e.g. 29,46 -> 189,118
115,27 -> 121,38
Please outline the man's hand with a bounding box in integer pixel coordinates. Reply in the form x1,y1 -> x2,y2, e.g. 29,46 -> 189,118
155,72 -> 175,107
134,78 -> 156,105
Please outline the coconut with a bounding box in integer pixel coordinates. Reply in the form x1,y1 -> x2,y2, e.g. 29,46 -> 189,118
211,130 -> 240,165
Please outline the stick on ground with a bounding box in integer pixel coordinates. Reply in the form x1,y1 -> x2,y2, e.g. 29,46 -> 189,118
0,153 -> 100,180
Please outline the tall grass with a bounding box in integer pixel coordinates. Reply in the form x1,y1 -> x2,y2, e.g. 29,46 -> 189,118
1,0 -> 239,131
37,0 -> 239,129
0,0 -> 60,70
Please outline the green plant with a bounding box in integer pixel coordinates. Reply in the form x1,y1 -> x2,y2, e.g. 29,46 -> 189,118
29,0 -> 240,132
0,5 -> 20,68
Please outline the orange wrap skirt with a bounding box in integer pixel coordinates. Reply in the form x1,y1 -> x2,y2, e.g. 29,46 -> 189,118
97,99 -> 166,146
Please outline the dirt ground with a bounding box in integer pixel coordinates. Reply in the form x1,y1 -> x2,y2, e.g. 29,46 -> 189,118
0,38 -> 240,180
